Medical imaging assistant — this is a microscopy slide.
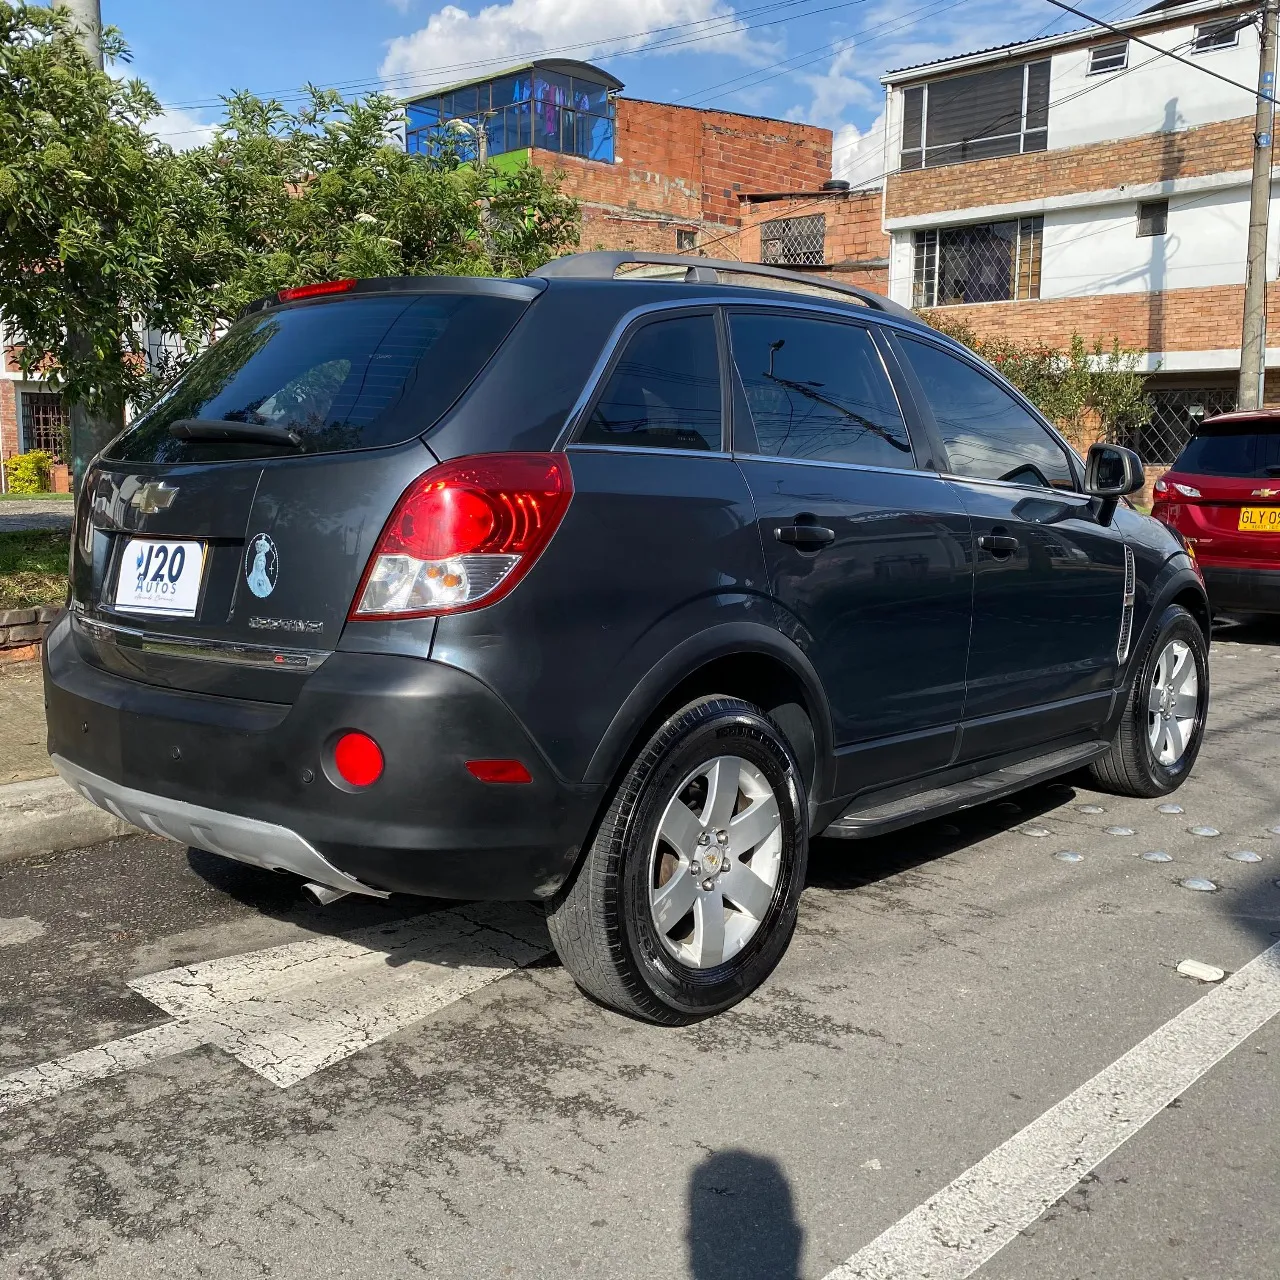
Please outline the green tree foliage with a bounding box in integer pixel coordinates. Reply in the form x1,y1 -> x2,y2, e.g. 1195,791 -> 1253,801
0,3 -> 580,420
921,311 -> 1153,452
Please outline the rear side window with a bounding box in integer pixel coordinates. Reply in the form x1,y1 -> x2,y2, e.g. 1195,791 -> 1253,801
578,315 -> 722,451
1174,428 -> 1280,477
900,336 -> 1074,489
728,313 -> 912,467
107,293 -> 528,463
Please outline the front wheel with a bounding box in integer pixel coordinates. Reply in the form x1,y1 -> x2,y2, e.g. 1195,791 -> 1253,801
546,696 -> 808,1024
1089,603 -> 1209,797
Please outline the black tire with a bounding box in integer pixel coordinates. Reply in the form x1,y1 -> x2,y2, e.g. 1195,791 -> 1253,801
546,696 -> 808,1024
1089,603 -> 1209,797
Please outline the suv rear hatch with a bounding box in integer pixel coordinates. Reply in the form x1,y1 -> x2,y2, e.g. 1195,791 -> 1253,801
1157,413 -> 1280,566
72,277 -> 540,699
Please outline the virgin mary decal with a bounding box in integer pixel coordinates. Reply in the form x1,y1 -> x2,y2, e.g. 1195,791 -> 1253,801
244,533 -> 279,599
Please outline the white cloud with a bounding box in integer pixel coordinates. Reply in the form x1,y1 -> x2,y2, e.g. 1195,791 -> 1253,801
380,0 -> 771,93
832,112 -> 886,188
145,104 -> 217,151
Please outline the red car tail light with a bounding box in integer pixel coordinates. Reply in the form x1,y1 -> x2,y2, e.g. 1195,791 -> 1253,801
350,453 -> 573,619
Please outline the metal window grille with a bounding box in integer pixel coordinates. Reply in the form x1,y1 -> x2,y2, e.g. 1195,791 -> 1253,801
1107,385 -> 1237,467
760,214 -> 826,266
1088,41 -> 1129,74
1137,200 -> 1168,237
912,216 -> 1042,308
675,228 -> 697,252
19,391 -> 68,461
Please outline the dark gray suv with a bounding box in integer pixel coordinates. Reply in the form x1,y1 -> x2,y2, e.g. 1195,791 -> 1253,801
44,252 -> 1210,1023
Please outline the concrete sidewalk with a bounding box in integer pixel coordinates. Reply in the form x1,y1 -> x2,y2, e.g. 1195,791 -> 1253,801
0,657 -> 135,862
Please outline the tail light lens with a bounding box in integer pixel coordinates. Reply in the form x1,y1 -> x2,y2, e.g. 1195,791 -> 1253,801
350,453 -> 572,619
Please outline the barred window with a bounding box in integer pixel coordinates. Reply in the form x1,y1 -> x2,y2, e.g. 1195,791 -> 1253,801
20,391 -> 68,461
912,217 -> 1043,308
675,228 -> 697,252
760,214 -> 826,266
900,60 -> 1049,172
1137,200 -> 1168,237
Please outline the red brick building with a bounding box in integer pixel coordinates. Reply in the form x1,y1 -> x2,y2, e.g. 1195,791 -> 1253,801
404,58 -> 832,257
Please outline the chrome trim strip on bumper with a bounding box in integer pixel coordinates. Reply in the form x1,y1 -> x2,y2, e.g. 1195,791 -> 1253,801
51,755 -> 389,899
70,611 -> 330,673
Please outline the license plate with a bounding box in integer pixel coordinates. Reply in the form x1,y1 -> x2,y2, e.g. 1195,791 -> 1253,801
113,539 -> 206,617
1238,506 -> 1280,533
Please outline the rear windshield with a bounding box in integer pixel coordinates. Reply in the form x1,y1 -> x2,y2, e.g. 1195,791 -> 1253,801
1172,426 -> 1280,478
106,293 -> 527,463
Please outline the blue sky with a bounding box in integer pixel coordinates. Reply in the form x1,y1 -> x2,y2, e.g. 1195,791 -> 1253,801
104,0 -> 1143,182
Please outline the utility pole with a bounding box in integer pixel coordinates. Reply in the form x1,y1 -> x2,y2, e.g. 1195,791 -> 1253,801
59,0 -> 118,494
1239,0 -> 1280,409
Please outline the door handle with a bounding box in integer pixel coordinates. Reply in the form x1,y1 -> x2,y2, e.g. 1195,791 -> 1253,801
977,533 -> 1019,557
776,524 -> 836,549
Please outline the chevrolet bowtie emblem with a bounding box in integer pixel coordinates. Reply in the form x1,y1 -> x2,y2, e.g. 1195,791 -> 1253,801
129,480 -> 179,515
1252,488 -> 1279,498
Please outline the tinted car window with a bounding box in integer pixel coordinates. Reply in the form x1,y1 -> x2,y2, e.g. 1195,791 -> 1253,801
729,313 -> 912,467
901,336 -> 1074,489
1173,426 -> 1280,477
107,293 -> 528,463
578,315 -> 722,451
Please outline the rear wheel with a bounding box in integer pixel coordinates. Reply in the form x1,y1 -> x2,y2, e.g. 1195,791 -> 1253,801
1090,603 -> 1209,797
546,696 -> 807,1024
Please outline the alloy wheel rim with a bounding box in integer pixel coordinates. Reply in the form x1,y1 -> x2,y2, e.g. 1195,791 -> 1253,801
648,755 -> 784,970
1147,639 -> 1200,767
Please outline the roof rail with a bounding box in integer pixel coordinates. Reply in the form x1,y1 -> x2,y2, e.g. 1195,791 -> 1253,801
530,251 -> 917,322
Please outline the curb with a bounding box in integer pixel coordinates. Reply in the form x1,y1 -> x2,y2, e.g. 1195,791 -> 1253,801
0,775 -> 140,865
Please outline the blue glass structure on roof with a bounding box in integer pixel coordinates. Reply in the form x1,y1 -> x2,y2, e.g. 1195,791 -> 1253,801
406,61 -> 619,164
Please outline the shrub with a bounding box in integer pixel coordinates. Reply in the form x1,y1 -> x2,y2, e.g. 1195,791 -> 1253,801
5,451 -> 53,494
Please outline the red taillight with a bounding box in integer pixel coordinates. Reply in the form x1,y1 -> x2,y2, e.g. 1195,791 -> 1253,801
465,759 -> 533,784
277,278 -> 358,302
350,453 -> 573,619
333,732 -> 384,787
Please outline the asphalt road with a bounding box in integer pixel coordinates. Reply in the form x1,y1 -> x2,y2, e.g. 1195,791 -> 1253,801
2,620 -> 1278,1280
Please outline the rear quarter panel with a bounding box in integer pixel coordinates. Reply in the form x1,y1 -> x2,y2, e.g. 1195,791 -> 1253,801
427,447 -> 775,782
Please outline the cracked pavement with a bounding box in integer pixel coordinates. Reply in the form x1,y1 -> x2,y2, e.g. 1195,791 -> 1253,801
1,620 -> 1278,1278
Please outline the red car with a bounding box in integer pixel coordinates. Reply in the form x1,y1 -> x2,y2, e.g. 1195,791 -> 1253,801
1151,409 -> 1280,615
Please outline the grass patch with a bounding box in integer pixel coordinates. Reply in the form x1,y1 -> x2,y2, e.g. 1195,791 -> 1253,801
0,529 -> 70,611
0,491 -> 73,501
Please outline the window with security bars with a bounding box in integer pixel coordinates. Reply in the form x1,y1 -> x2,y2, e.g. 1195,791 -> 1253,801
900,60 -> 1049,171
913,217 -> 1043,307
760,214 -> 826,266
1107,385 -> 1237,467
20,391 -> 68,461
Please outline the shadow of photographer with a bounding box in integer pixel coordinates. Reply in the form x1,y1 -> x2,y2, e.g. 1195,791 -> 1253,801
687,1149 -> 802,1280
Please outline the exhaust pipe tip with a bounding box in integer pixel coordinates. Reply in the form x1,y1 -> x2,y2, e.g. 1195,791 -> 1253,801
302,881 -> 350,906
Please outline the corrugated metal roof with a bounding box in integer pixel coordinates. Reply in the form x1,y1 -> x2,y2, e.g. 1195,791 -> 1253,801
404,58 -> 624,104
881,0 -> 1249,82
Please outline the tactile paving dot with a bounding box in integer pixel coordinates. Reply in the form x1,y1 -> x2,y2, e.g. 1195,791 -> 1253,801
1188,826 -> 1221,837
1180,877 -> 1218,892
1104,826 -> 1135,836
1227,850 -> 1263,863
1077,805 -> 1105,815
1021,827 -> 1051,837
1054,851 -> 1084,863
1142,851 -> 1173,863
1157,803 -> 1184,815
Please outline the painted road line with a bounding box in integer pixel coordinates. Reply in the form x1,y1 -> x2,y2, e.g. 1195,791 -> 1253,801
826,939 -> 1280,1280
0,916 -> 45,948
0,903 -> 551,1112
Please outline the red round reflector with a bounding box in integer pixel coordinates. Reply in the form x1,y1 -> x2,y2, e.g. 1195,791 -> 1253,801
334,732 -> 384,787
465,759 -> 533,784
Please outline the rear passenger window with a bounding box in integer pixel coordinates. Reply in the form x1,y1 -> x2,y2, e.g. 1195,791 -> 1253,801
579,315 -> 722,451
728,313 -> 912,467
900,337 -> 1074,490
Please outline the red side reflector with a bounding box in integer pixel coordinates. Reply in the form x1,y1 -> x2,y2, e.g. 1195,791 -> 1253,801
334,732 -> 384,787
278,278 -> 358,303
465,759 -> 533,784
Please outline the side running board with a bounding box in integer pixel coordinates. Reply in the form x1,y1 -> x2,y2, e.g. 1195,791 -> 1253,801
821,740 -> 1110,840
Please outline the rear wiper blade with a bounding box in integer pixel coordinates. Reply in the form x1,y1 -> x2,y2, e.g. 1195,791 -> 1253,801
168,418 -> 303,447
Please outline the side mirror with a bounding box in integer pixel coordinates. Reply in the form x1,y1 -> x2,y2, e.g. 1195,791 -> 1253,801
1084,443 -> 1145,526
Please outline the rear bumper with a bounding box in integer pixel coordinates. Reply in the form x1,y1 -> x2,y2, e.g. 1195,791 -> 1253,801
1200,564 -> 1280,615
43,613 -> 603,899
